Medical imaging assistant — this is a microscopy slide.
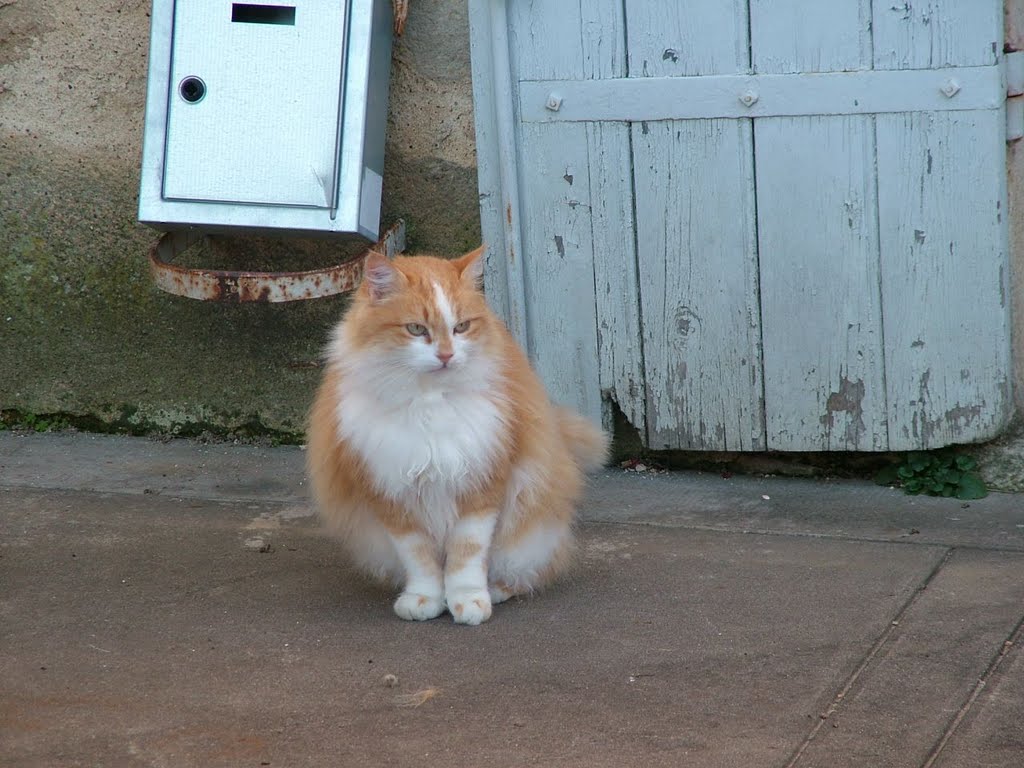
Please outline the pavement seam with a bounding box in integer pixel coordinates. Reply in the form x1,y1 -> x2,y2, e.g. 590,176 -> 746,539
781,547 -> 956,768
0,483 -> 309,508
919,611 -> 1024,768
5,484 -> 1022,554
586,518 -> 1024,553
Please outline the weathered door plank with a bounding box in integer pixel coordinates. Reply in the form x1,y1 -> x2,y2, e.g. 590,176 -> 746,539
582,0 -> 648,433
506,0 -> 609,425
752,0 -> 891,451
756,115 -> 887,450
627,0 -> 764,451
871,0 -> 1001,70
624,0 -> 750,79
876,110 -> 1012,448
873,2 -> 1011,447
633,119 -> 764,450
468,0 -> 515,330
513,118 -> 603,423
589,120 -> 647,433
750,0 -> 871,74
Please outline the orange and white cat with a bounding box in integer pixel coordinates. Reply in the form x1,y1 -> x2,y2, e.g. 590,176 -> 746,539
306,246 -> 607,625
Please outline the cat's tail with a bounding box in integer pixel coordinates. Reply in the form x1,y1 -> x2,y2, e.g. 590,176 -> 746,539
556,408 -> 610,473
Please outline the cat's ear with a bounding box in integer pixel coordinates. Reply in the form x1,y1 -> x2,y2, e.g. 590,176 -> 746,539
362,251 -> 404,303
453,245 -> 486,290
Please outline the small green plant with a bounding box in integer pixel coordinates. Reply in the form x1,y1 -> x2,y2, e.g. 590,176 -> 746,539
0,411 -> 71,433
25,413 -> 70,432
874,450 -> 987,500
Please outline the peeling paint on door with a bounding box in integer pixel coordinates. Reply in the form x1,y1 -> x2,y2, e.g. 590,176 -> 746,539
469,0 -> 1012,451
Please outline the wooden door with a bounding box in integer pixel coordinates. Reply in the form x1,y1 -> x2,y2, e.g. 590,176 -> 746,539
470,0 -> 1013,451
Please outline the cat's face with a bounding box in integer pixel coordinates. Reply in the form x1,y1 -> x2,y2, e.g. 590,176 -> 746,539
342,248 -> 496,385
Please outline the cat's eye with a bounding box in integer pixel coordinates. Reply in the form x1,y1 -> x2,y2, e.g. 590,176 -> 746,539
453,320 -> 471,334
406,323 -> 429,337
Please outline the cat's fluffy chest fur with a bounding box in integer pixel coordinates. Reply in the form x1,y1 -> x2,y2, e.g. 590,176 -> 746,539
334,366 -> 506,539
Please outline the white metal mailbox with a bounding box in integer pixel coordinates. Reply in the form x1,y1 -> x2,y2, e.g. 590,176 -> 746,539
139,0 -> 392,239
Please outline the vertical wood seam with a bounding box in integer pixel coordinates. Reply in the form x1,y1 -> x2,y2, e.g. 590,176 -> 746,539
580,0 -> 600,425
871,114 -> 891,449
745,0 -> 755,73
749,121 -> 769,449
489,0 -> 530,350
621,0 -> 649,440
746,0 -> 765,448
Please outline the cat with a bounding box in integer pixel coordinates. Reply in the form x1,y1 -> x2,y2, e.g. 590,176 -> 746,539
306,246 -> 608,625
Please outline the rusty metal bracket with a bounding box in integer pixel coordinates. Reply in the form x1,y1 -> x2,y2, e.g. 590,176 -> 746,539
148,220 -> 406,303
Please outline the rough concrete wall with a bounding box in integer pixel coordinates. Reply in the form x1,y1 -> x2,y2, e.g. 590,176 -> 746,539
0,0 -> 479,437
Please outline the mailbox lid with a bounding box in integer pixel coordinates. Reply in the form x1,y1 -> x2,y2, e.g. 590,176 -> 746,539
162,0 -> 347,208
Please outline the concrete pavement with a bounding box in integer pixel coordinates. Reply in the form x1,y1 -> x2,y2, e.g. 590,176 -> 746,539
1,432 -> 1022,767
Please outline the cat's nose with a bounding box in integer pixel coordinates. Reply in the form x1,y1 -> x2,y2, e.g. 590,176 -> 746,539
437,351 -> 454,365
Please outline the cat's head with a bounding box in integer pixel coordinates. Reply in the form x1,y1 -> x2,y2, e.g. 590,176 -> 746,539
335,246 -> 499,387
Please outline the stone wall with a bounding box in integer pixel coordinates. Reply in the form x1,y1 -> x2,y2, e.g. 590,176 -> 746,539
0,0 -> 480,438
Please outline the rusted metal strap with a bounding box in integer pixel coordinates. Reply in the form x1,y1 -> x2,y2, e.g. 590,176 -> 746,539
392,0 -> 408,35
148,220 -> 406,303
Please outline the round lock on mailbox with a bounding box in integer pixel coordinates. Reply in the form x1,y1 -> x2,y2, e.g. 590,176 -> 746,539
178,76 -> 206,104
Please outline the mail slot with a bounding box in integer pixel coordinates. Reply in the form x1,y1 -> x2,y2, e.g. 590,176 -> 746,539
138,0 -> 393,239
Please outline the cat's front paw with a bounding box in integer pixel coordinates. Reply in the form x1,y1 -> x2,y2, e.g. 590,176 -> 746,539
447,589 -> 493,626
393,592 -> 445,621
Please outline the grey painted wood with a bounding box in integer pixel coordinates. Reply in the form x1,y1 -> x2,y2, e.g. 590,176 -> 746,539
750,0 -> 871,74
633,118 -> 764,451
468,0 -> 1013,452
872,4 -> 1011,448
507,0 -> 584,81
627,0 -> 763,451
468,0 -> 527,344
877,110 -> 1012,448
588,121 -> 647,433
752,0 -> 886,451
581,0 -> 647,433
515,121 -> 603,424
756,115 -> 886,450
624,0 -> 749,78
580,0 -> 624,80
872,0 -> 1001,70
507,0 -> 603,425
518,66 -> 1003,123
467,0 -> 508,325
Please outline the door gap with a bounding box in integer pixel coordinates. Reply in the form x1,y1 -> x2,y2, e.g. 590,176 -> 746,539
749,121 -> 769,450
621,0 -> 651,444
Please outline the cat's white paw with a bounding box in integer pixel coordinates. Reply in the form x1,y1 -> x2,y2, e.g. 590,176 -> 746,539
393,592 -> 445,621
447,589 -> 493,625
